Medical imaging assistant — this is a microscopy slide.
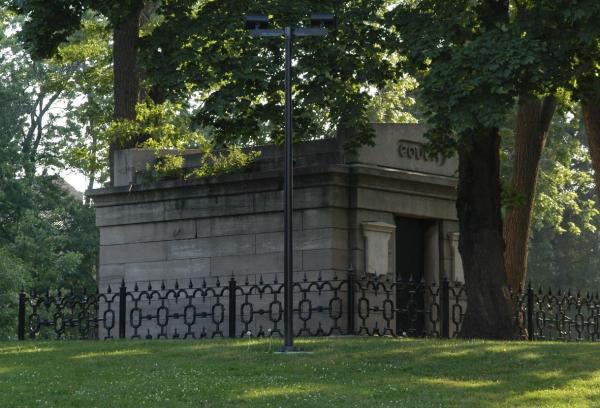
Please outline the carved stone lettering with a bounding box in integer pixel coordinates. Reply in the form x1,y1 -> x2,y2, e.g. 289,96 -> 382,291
397,141 -> 446,166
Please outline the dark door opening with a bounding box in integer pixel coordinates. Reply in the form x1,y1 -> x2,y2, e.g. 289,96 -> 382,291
395,216 -> 428,336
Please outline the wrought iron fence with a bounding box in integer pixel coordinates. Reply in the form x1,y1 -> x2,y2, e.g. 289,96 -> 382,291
15,273 -> 600,342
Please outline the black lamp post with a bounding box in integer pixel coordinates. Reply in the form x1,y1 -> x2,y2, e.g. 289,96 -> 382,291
245,12 -> 335,352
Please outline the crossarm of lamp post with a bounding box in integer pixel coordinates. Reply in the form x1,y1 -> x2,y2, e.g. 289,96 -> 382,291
248,27 -> 327,37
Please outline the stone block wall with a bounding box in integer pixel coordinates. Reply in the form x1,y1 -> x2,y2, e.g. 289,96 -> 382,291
90,124 -> 462,339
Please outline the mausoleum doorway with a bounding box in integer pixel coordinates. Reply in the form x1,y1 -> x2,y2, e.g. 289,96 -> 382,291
394,216 -> 439,335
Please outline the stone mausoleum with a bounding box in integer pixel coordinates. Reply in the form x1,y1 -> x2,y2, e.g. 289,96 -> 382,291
90,123 -> 462,288
89,123 -> 463,337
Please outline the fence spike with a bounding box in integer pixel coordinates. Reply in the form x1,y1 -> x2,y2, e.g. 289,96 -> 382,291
557,288 -> 562,296
318,271 -> 322,282
303,272 -> 308,282
121,277 -> 126,288
161,280 -> 166,291
568,288 -> 572,297
244,275 -> 249,286
259,274 -> 264,285
538,286 -> 543,295
202,278 -> 207,288
548,287 -> 552,296
273,274 -> 278,284
216,277 -> 221,287
148,281 -> 153,291
174,280 -> 179,290
107,285 -> 112,294
134,282 -> 139,291
188,279 -> 193,289
577,289 -> 581,298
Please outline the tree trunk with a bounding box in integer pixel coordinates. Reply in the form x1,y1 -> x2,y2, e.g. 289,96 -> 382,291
458,128 -> 521,339
582,97 -> 600,202
503,95 -> 556,291
109,5 -> 143,184
138,1 -> 164,104
113,7 -> 141,121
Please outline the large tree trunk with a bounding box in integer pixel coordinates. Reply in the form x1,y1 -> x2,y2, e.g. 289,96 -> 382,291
582,97 -> 600,201
109,5 -> 143,184
503,95 -> 556,291
113,8 -> 141,121
458,128 -> 521,339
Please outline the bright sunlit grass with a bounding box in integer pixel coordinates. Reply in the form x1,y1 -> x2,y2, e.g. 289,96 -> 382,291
1,337 -> 599,407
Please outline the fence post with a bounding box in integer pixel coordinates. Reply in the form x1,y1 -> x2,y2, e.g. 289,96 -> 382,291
441,277 -> 450,338
229,277 -> 237,339
347,271 -> 355,335
119,279 -> 127,339
527,281 -> 534,341
18,290 -> 25,341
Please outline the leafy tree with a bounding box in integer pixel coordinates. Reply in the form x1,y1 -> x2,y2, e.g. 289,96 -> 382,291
57,13 -> 114,195
141,0 -> 397,152
390,0 -> 552,338
0,8 -> 100,336
0,248 -> 27,339
390,0 -> 600,338
10,0 -> 144,118
10,0 -> 156,184
526,106 -> 600,289
501,1 -> 600,292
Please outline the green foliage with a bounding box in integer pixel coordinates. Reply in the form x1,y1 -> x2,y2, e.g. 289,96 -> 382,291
366,72 -> 419,123
526,107 -> 600,288
13,1 -> 418,154
0,9 -> 99,337
0,248 -> 27,339
389,1 -> 557,155
141,0 -> 400,152
106,101 -> 260,181
499,98 -> 600,288
8,0 -> 144,58
58,13 -> 113,187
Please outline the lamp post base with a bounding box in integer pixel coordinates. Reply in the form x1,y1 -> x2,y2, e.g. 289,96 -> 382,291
276,345 -> 301,353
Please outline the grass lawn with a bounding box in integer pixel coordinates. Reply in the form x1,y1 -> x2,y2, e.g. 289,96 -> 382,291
1,337 -> 599,407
